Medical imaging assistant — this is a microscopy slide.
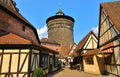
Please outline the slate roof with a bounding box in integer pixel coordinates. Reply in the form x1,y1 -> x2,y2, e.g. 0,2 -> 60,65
101,1 -> 120,31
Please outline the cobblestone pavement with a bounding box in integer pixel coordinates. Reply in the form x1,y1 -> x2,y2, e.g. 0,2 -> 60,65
47,66 -> 110,77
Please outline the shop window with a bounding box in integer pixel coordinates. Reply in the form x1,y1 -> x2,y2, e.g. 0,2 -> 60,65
85,56 -> 94,65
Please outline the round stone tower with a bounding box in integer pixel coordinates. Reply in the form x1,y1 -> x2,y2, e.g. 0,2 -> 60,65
46,9 -> 75,46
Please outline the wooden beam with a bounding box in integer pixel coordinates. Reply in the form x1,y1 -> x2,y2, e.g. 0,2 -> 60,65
17,49 -> 21,77
8,54 -> 12,77
19,53 -> 28,72
0,49 -> 4,74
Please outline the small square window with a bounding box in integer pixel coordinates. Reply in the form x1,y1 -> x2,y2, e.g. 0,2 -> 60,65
23,26 -> 25,31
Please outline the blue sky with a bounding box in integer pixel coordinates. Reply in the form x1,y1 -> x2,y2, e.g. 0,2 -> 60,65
14,0 -> 113,44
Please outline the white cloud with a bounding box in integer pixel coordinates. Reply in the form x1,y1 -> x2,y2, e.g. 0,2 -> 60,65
91,26 -> 98,34
37,25 -> 48,39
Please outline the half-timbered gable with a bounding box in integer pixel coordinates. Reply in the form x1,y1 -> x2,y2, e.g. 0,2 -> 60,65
73,31 -> 98,73
68,43 -> 77,57
98,1 -> 120,76
75,31 -> 98,54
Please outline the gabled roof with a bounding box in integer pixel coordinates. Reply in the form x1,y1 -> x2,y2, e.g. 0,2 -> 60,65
101,1 -> 120,31
75,31 -> 97,52
0,32 -> 32,44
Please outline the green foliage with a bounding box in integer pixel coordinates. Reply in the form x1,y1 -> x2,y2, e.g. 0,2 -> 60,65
32,67 -> 44,77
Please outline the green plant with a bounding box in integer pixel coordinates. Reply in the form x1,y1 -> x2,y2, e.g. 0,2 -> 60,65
32,67 -> 44,77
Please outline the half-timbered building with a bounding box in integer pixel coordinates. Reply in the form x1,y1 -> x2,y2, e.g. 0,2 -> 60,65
0,0 -> 59,77
40,45 -> 59,74
82,49 -> 101,74
0,33 -> 59,77
75,31 -> 99,73
0,32 -> 41,77
98,1 -> 120,76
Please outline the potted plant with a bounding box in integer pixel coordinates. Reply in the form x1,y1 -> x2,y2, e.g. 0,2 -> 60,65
32,67 -> 44,77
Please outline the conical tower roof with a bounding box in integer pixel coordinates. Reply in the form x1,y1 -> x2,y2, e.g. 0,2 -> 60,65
46,9 -> 75,23
56,9 -> 64,15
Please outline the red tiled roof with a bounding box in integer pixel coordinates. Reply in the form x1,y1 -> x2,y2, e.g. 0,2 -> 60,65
41,44 -> 60,52
40,45 -> 59,54
101,1 -> 120,31
60,46 -> 71,57
75,31 -> 97,52
82,49 -> 99,56
0,33 -> 32,44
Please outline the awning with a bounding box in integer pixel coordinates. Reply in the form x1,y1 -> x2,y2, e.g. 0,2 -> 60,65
101,48 -> 113,53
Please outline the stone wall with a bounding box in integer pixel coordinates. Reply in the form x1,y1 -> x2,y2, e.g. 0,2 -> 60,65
47,18 -> 74,46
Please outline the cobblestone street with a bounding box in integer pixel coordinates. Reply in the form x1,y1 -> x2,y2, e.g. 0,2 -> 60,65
47,66 -> 110,77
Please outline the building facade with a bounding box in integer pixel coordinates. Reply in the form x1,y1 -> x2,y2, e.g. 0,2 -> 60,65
74,31 -> 99,73
98,1 -> 120,76
0,0 -> 59,77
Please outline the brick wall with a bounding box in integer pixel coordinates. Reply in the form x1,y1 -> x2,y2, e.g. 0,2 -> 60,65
0,9 -> 39,45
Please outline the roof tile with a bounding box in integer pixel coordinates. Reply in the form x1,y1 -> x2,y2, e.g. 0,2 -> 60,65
0,33 -> 32,44
101,1 -> 120,31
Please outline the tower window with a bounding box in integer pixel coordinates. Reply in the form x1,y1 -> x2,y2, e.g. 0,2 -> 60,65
22,26 -> 25,31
